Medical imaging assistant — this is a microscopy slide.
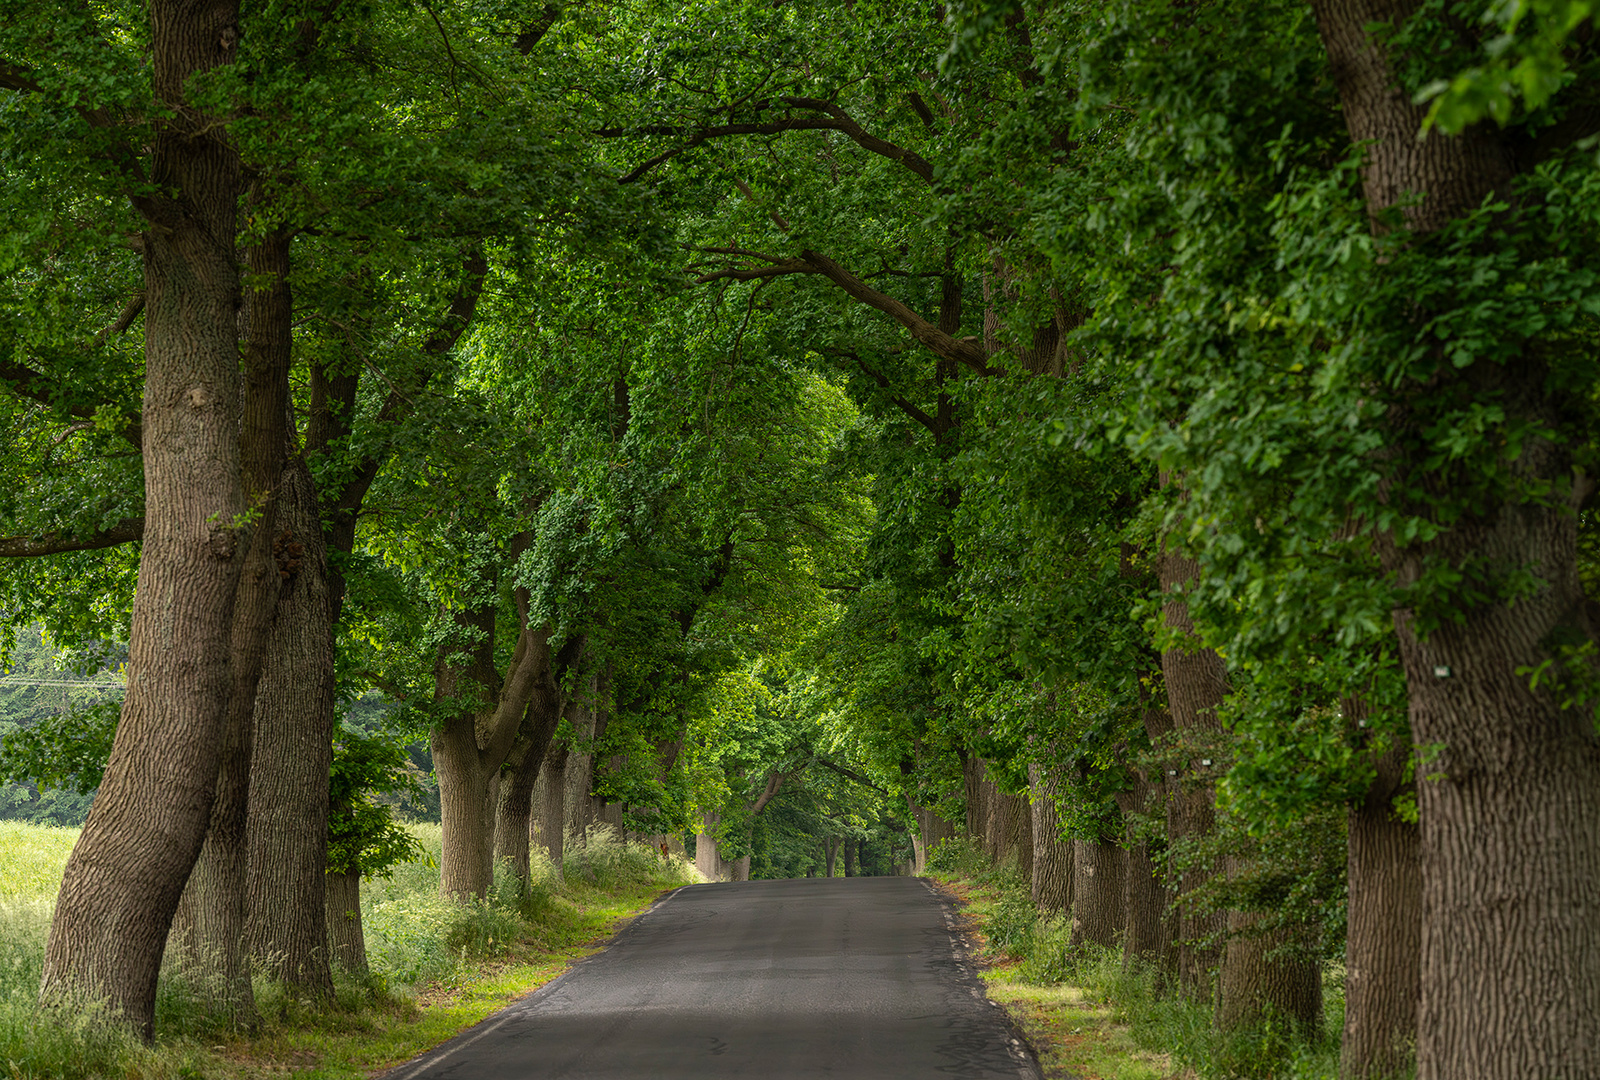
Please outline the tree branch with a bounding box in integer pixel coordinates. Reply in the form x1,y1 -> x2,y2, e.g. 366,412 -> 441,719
816,757 -> 889,795
0,516 -> 143,558
799,250 -> 992,374
751,770 -> 788,815
776,96 -> 935,182
828,348 -> 942,435
0,360 -> 143,450
607,97 -> 937,185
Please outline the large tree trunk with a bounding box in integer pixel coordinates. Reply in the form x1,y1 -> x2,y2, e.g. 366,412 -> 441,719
1028,765 -> 1074,914
998,787 -> 1032,882
432,593 -> 562,902
844,838 -> 858,877
494,740 -> 539,898
1218,910 -> 1324,1032
1342,737 -> 1421,1079
981,770 -> 1005,861
562,689 -> 599,846
908,796 -> 957,875
1310,6 -> 1600,1076
174,221 -> 300,1026
1069,837 -> 1126,952
536,738 -> 569,881
1117,771 -> 1175,980
40,9 -> 246,1033
432,598 -> 500,901
694,810 -> 742,882
325,869 -> 366,976
245,452 -> 335,996
961,754 -> 988,846
825,837 -> 840,878
1159,550 -> 1228,1002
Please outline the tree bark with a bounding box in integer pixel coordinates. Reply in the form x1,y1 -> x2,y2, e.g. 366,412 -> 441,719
1218,908 -> 1324,1032
244,452 -> 336,996
173,219 -> 300,1026
1342,736 -> 1421,1080
431,591 -> 562,901
1069,837 -> 1126,952
1118,771 -> 1176,981
825,836 -> 840,878
535,738 -> 569,882
962,754 -> 988,846
908,795 -> 957,874
494,739 -> 539,897
1310,5 -> 1600,1075
562,687 -> 599,846
41,5 -> 246,1033
694,810 -> 744,882
1159,550 -> 1228,1002
325,868 -> 366,975
843,838 -> 858,877
1028,764 -> 1074,914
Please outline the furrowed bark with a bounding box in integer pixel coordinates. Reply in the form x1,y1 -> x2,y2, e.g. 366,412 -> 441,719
1028,763 -> 1074,914
325,869 -> 366,975
1309,4 -> 1600,1074
1342,721 -> 1421,1080
170,222 -> 295,1027
1159,550 -> 1228,1002
41,0 -> 245,1039
245,453 -> 336,995
1218,903 -> 1324,1033
1069,836 -> 1126,952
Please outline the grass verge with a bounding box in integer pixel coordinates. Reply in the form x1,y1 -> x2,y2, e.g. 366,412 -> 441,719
1,821 -> 699,1079
928,840 -> 1344,1080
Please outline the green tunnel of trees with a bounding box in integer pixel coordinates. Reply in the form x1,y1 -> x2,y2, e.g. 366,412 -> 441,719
2,0 -> 1599,1076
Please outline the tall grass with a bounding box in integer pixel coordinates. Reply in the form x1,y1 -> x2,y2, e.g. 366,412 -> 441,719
0,818 -> 698,1079
932,837 -> 1348,1080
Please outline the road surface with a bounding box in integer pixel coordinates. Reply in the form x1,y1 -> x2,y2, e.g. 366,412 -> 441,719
380,876 -> 1041,1079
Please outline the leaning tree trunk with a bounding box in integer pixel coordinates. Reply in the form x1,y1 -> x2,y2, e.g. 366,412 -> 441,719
40,7 -> 246,1036
1342,732 -> 1420,1080
1309,6 -> 1600,1076
1159,549 -> 1229,1002
1069,836 -> 1126,952
245,454 -> 336,995
1028,764 -> 1074,914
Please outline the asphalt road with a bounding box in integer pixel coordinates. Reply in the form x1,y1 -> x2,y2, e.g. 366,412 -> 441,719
380,876 -> 1041,1079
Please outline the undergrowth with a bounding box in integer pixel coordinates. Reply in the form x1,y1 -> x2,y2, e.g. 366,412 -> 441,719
928,837 -> 1352,1080
0,820 -> 699,1079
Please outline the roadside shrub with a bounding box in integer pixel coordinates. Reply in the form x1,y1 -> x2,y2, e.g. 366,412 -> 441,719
985,888 -> 1039,959
926,836 -> 987,876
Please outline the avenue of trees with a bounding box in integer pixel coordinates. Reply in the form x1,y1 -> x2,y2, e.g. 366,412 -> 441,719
2,1 -> 1598,1077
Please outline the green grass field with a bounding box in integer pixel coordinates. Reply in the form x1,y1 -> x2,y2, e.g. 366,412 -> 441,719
0,819 -> 699,1079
